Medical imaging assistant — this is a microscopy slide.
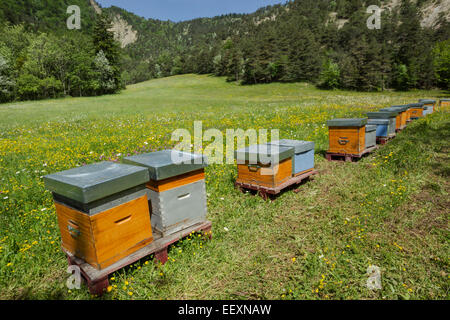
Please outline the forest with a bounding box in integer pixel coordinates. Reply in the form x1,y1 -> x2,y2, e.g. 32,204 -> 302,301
0,0 -> 449,103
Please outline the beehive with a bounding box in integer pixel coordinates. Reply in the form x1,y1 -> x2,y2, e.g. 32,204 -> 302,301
235,144 -> 294,188
379,108 -> 401,131
44,162 -> 153,270
367,112 -> 396,136
367,119 -> 390,138
419,99 -> 436,113
423,106 -> 433,116
440,98 -> 450,108
386,105 -> 409,129
269,140 -> 315,176
408,103 -> 424,119
365,125 -> 377,149
123,150 -> 208,237
326,118 -> 367,155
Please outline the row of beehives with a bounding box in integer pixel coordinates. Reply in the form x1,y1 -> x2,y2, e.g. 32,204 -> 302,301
326,99 -> 445,156
43,98 -> 448,271
44,150 -> 209,270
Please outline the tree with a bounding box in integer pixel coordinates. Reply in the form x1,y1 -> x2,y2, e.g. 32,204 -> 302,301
433,40 -> 450,90
0,52 -> 15,102
93,13 -> 122,93
318,59 -> 340,89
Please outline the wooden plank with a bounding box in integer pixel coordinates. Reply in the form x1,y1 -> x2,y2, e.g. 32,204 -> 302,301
146,169 -> 205,192
235,169 -> 318,195
63,220 -> 212,282
326,145 -> 378,162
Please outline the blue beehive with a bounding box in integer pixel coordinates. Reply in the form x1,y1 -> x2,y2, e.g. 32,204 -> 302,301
367,112 -> 396,136
269,140 -> 315,176
367,119 -> 390,138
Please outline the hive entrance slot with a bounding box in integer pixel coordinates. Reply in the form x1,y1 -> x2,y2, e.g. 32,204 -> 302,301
114,215 -> 132,225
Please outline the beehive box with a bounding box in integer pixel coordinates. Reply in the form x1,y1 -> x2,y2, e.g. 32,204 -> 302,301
419,99 -> 436,113
365,125 -> 377,149
379,108 -> 401,131
123,150 -> 208,237
44,162 -> 153,270
367,112 -> 396,136
408,103 -> 424,119
440,98 -> 450,108
423,106 -> 433,116
235,144 -> 294,188
326,118 -> 367,155
367,119 -> 390,138
269,139 -> 315,176
387,105 -> 409,129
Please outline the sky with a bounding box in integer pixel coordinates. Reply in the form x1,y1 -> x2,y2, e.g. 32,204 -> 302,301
96,0 -> 287,22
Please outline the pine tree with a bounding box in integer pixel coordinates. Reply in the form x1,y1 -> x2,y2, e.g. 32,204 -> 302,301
92,12 -> 122,93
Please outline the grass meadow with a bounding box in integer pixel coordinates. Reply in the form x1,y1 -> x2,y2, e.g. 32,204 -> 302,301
0,74 -> 448,300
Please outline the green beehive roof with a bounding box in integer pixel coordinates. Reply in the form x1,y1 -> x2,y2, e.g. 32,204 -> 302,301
123,150 -> 208,181
367,112 -> 396,119
269,139 -> 315,154
235,144 -> 294,165
419,99 -> 436,104
379,108 -> 400,115
408,103 -> 424,108
389,105 -> 409,112
440,98 -> 450,102
327,118 -> 367,127
43,162 -> 150,204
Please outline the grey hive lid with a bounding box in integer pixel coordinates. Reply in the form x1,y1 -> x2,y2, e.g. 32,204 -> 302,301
419,99 -> 436,104
367,112 -> 396,119
440,98 -> 450,102
389,105 -> 409,112
408,103 -> 424,108
327,118 -> 367,127
366,125 -> 377,132
235,144 -> 294,165
43,161 -> 149,204
123,150 -> 208,181
269,139 -> 315,154
368,119 -> 389,125
379,108 -> 400,115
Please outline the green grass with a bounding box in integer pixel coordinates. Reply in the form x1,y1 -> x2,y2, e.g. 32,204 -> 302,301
0,74 -> 448,300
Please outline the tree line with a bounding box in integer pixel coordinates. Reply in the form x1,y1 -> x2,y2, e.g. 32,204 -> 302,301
1,0 -> 449,104
125,0 -> 448,91
0,12 -> 122,103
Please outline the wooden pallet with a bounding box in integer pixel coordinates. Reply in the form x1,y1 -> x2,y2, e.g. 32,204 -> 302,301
235,169 -> 318,200
326,145 -> 378,162
376,134 -> 396,145
64,220 -> 212,296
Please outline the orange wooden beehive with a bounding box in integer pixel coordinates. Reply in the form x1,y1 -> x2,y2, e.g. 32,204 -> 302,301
44,162 -> 154,270
235,144 -> 294,189
408,103 -> 424,119
55,195 -> 153,270
327,119 -> 367,155
440,99 -> 450,108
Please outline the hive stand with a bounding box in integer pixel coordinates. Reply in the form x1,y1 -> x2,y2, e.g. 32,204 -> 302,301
326,145 -> 378,162
235,169 -> 318,200
64,220 -> 212,296
376,133 -> 396,145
